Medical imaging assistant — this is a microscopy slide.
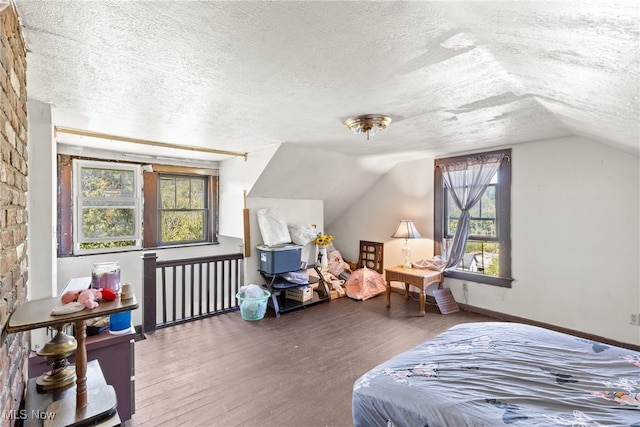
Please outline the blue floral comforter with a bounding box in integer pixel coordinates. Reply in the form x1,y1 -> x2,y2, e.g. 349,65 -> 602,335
352,322 -> 640,426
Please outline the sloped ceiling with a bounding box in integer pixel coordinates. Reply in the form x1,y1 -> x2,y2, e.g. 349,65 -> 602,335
12,1 -> 639,169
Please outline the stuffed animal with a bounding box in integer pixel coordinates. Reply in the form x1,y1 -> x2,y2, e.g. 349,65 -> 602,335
61,288 -> 118,309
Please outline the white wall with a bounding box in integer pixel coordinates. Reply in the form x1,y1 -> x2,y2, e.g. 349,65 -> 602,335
249,143 -> 385,225
245,197 -> 324,286
492,136 -> 638,344
327,157 -> 436,272
26,100 -> 57,300
218,143 -> 280,239
332,136 -> 640,346
26,100 -> 58,349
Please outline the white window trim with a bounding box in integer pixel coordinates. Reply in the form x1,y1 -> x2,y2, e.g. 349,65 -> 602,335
72,159 -> 142,255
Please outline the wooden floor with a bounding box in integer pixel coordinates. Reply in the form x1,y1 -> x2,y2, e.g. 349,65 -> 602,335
130,292 -> 498,427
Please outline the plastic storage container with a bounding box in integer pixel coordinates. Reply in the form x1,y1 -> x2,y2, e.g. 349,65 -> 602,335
91,262 -> 121,292
109,311 -> 132,334
257,245 -> 302,274
236,289 -> 271,321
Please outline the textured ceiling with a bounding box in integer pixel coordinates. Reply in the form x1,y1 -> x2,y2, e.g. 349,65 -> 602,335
13,1 -> 640,164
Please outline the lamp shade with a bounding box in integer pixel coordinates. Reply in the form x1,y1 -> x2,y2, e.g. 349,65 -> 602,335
391,220 -> 422,239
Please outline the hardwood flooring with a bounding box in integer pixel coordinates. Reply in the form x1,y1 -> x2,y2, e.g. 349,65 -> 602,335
130,292 -> 497,427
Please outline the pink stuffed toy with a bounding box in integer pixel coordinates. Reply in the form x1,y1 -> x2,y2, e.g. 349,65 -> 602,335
61,288 -> 117,309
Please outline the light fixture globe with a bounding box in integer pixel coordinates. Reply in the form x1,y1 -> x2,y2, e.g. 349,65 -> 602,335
345,114 -> 392,140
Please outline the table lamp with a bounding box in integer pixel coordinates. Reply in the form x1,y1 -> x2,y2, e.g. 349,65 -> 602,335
391,220 -> 422,269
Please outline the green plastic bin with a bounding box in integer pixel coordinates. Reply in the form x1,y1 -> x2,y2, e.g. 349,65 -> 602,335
236,289 -> 271,321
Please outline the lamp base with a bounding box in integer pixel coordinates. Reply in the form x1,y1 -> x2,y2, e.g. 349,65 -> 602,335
36,365 -> 76,391
402,243 -> 412,269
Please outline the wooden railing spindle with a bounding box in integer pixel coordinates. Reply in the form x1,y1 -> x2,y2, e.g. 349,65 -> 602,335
143,253 -> 243,330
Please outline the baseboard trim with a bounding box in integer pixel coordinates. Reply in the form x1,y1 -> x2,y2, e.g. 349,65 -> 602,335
390,287 -> 640,351
458,302 -> 640,352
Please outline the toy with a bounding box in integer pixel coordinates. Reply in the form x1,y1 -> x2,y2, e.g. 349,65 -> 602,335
60,288 -> 118,309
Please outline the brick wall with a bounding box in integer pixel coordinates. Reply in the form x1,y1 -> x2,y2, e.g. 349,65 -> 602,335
0,4 -> 29,425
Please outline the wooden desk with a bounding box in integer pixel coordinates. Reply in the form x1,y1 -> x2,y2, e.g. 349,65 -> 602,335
385,266 -> 443,316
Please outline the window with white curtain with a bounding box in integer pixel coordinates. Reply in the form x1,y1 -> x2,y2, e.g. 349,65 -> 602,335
434,149 -> 513,287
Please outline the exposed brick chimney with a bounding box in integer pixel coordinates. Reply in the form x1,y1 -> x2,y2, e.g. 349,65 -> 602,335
0,4 -> 30,424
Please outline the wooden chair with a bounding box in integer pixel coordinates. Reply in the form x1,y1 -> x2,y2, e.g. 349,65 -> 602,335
357,240 -> 384,274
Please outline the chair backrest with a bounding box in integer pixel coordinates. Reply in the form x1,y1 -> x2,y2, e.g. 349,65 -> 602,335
357,240 -> 384,274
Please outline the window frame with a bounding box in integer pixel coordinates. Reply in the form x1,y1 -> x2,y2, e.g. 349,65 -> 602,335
142,167 -> 218,249
157,173 -> 210,246
58,156 -> 219,256
72,159 -> 143,255
434,149 -> 513,287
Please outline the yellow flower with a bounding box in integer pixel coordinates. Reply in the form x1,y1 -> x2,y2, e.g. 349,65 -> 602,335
313,234 -> 334,247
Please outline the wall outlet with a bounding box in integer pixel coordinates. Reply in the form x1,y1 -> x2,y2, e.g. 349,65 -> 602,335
462,283 -> 468,292
630,313 -> 640,325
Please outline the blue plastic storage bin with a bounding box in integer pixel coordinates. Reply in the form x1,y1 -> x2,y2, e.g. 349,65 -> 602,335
257,244 -> 302,274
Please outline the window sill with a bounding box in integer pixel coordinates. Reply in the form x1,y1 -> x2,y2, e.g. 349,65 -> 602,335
62,242 -> 220,257
444,270 -> 513,288
70,246 -> 143,257
145,241 -> 219,251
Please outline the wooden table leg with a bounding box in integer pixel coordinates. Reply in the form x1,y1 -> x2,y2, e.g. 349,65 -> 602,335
419,291 -> 426,316
404,283 -> 410,299
75,319 -> 88,409
386,281 -> 391,308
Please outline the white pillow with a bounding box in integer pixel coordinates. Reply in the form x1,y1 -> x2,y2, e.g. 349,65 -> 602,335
256,208 -> 291,246
288,224 -> 318,246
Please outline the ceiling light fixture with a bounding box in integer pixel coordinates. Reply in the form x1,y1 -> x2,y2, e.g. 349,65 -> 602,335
344,114 -> 392,140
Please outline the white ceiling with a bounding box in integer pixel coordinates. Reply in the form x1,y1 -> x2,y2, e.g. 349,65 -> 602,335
13,1 -> 640,164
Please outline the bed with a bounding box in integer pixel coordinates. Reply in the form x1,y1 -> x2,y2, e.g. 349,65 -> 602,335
352,322 -> 640,426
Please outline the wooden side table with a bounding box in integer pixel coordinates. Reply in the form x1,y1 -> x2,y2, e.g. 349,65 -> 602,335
22,360 -> 121,427
8,295 -> 138,427
385,266 -> 443,316
28,330 -> 136,422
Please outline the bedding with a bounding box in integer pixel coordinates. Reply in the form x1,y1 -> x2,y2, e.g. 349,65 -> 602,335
352,322 -> 640,426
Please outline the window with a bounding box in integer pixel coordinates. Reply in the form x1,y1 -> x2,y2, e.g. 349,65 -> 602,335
158,175 -> 208,244
142,166 -> 218,248
72,160 -> 142,254
58,156 -> 219,256
434,149 -> 512,287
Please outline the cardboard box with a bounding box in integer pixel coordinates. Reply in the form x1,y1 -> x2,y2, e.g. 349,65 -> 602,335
257,244 -> 303,274
285,286 -> 313,302
330,289 -> 345,299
